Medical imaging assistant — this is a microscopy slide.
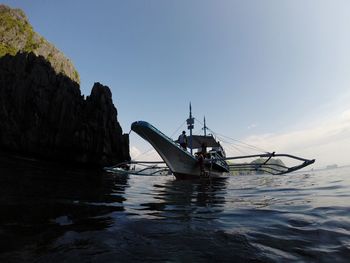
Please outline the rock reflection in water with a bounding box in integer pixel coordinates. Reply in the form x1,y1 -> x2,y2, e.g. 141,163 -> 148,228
0,154 -> 129,258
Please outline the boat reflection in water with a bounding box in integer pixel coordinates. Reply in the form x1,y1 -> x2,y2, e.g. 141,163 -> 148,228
135,177 -> 228,220
119,174 -> 269,262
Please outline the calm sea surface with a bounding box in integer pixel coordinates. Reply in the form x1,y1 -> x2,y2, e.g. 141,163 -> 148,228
0,155 -> 349,262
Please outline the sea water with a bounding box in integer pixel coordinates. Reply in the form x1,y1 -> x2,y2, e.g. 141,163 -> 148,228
0,155 -> 349,262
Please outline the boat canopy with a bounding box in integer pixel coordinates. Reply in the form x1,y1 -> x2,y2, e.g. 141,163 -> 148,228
176,135 -> 220,149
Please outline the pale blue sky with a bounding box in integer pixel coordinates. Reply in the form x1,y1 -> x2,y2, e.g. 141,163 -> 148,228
4,1 -> 350,167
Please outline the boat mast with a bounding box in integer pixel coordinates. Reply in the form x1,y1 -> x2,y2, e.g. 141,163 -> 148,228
187,103 -> 194,154
203,116 -> 207,136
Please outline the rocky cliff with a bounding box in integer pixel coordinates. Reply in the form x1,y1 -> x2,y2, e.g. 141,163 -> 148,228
0,4 -> 80,83
0,5 -> 130,167
0,52 -> 130,167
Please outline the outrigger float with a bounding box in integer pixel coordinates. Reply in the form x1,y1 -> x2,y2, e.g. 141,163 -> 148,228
105,105 -> 315,179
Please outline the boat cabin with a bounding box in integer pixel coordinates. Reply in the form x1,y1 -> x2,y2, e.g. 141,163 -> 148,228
178,134 -> 226,158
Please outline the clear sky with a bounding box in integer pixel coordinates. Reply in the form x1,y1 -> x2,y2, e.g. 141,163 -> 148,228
4,0 -> 350,168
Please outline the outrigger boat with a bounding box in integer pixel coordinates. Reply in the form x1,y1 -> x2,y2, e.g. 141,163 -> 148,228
106,105 -> 315,179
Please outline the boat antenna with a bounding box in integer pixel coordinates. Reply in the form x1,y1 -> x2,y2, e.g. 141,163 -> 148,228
187,102 -> 194,154
203,116 -> 207,136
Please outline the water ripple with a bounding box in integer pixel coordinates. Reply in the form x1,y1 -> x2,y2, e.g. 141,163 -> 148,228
1,156 -> 350,262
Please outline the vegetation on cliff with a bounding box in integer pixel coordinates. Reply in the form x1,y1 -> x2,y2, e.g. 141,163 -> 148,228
0,4 -> 80,83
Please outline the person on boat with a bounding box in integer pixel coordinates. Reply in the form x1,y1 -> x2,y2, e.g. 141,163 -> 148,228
200,142 -> 207,156
178,131 -> 187,150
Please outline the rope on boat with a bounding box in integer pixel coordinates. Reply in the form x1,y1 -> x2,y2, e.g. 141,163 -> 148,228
194,117 -> 269,154
169,119 -> 187,139
131,147 -> 155,160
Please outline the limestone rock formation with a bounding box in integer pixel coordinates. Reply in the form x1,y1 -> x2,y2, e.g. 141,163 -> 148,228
0,5 -> 130,167
0,4 -> 80,83
0,52 -> 130,167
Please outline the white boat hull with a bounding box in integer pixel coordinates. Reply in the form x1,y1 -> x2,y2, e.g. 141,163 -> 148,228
131,121 -> 228,179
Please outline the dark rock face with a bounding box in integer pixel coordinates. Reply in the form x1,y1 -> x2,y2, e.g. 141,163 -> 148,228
0,52 -> 130,167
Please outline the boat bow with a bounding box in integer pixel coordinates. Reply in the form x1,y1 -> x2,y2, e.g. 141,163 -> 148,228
131,121 -> 201,176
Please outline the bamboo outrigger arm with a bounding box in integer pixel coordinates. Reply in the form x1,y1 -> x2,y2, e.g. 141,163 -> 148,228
105,160 -> 169,176
222,152 -> 315,175
106,152 -> 314,176
110,160 -> 166,168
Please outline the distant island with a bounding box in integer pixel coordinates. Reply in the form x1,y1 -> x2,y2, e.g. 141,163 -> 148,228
229,158 -> 286,175
326,164 -> 338,170
0,4 -> 130,167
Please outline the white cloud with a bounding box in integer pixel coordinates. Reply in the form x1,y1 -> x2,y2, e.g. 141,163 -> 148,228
238,108 -> 350,168
341,109 -> 350,120
130,146 -> 141,159
129,145 -> 162,162
247,123 -> 257,130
